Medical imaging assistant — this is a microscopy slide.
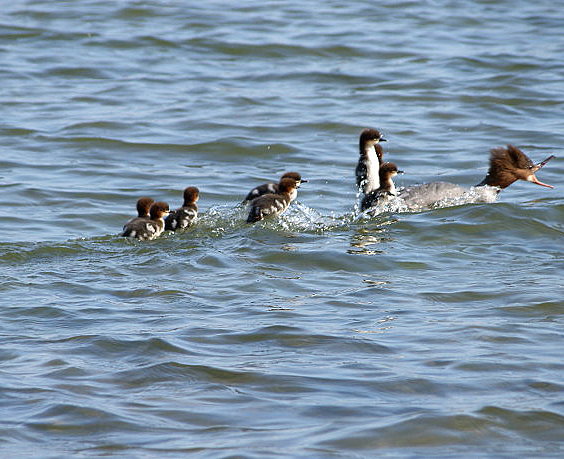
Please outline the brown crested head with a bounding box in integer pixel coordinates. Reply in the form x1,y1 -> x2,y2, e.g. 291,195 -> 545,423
359,128 -> 386,152
149,201 -> 170,219
136,197 -> 155,217
379,162 -> 402,181
281,171 -> 302,181
481,145 -> 554,189
281,171 -> 306,185
278,178 -> 299,194
183,186 -> 199,205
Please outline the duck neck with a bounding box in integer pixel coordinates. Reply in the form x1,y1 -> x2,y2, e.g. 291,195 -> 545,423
286,189 -> 297,202
361,143 -> 380,162
383,180 -> 397,196
361,145 -> 381,193
476,174 -> 505,192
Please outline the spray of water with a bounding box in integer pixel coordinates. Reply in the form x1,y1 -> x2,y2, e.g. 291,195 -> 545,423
164,184 -> 501,239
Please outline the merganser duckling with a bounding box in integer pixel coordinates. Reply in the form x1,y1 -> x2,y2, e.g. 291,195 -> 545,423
165,186 -> 199,231
122,201 -> 170,240
246,177 -> 300,223
399,145 -> 554,209
243,172 -> 306,202
124,197 -> 154,226
355,128 -> 386,194
361,162 -> 403,211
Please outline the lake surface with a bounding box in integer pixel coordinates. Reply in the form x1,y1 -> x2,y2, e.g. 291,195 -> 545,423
1,1 -> 563,457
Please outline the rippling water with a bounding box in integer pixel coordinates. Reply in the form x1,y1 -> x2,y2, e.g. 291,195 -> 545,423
1,1 -> 563,457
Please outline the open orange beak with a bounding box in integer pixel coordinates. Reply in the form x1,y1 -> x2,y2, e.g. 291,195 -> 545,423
527,173 -> 554,189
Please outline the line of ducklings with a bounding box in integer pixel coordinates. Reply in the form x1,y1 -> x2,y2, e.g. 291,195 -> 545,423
121,187 -> 199,241
121,173 -> 306,240
121,128 -> 555,240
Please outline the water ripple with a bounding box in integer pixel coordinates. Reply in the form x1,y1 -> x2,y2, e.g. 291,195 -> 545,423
1,0 -> 563,456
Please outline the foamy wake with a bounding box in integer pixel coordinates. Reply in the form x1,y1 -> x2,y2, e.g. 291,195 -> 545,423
194,201 -> 351,235
278,201 -> 352,232
180,185 -> 500,237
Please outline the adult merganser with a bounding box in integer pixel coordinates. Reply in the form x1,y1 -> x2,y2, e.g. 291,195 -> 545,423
399,145 -> 554,209
122,201 -> 170,240
243,172 -> 306,203
165,186 -> 199,231
246,177 -> 300,223
361,162 -> 404,211
355,128 -> 386,194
